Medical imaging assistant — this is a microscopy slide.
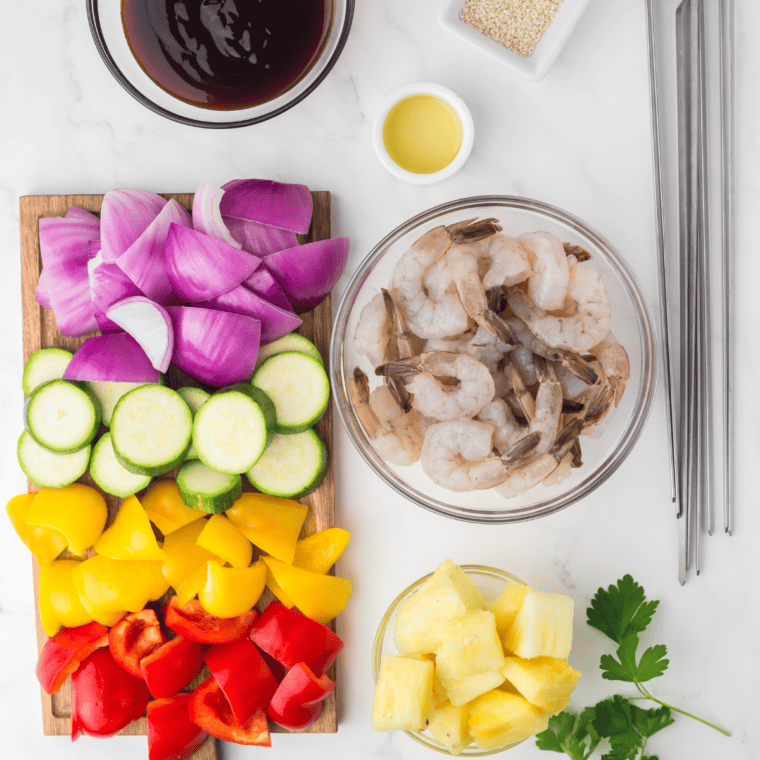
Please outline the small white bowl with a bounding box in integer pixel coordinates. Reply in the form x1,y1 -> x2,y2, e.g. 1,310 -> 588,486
372,83 -> 474,185
439,0 -> 592,82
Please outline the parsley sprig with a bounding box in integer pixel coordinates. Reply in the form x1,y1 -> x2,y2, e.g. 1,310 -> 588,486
535,575 -> 729,760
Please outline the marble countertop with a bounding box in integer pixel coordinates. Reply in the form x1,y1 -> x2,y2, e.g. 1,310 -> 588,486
1,1 -> 758,758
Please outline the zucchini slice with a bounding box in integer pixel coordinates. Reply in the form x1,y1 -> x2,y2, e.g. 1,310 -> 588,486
177,460 -> 242,514
87,380 -> 154,427
22,348 -> 73,397
216,384 -> 277,446
177,387 -> 211,460
18,430 -> 90,489
111,386 -> 192,476
246,429 -> 328,498
90,432 -> 152,498
24,380 -> 101,453
192,390 -> 268,475
255,333 -> 322,368
252,352 -> 330,434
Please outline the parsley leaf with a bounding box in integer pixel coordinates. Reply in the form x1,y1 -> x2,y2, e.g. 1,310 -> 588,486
536,712 -> 576,753
602,732 -> 641,760
630,705 -> 675,738
535,711 -> 599,760
587,575 -> 659,645
599,632 -> 640,683
636,644 -> 669,683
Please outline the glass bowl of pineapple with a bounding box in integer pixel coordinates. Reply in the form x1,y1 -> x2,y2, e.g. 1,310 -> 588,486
371,561 -> 581,755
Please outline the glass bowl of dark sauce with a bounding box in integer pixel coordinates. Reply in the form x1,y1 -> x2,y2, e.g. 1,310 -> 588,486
87,0 -> 354,128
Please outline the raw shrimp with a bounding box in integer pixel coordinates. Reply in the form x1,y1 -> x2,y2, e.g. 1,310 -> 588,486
508,265 -> 611,353
510,358 -> 563,455
376,352 -> 495,422
420,419 -> 512,492
354,292 -> 391,368
589,331 -> 630,406
555,362 -> 592,400
423,258 -> 454,302
518,232 -> 570,311
482,234 -> 532,293
350,368 -> 423,466
476,399 -> 524,454
496,419 -> 581,499
389,219 -> 500,339
461,327 -> 512,372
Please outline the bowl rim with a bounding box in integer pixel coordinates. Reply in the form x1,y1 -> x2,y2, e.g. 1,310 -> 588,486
330,195 -> 658,524
86,0 -> 355,129
371,82 -> 475,184
371,564 -> 534,755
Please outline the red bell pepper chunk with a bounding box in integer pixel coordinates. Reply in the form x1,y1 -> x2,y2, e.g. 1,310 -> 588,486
266,662 -> 334,730
249,601 -> 343,676
71,647 -> 150,740
147,693 -> 208,760
189,676 -> 271,746
203,638 -> 279,724
36,621 -> 109,695
141,636 -> 204,699
164,597 -> 258,644
109,609 -> 167,679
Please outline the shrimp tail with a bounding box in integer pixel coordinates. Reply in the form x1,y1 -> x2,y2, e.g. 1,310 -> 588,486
374,357 -> 422,377
479,309 -> 520,346
449,217 -> 503,244
502,432 -> 541,463
563,242 -> 593,262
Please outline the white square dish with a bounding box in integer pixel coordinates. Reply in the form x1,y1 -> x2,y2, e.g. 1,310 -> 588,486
439,0 -> 592,82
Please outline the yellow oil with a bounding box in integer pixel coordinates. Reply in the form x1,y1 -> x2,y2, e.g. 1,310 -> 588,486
383,94 -> 463,174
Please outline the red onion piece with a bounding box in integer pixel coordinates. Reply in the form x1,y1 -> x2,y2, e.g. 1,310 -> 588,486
192,183 -> 240,249
264,238 -> 350,314
90,260 -> 144,334
106,296 -> 174,373
243,268 -> 293,312
198,285 -> 301,344
35,269 -> 52,309
117,200 -> 190,305
167,306 -> 261,387
223,216 -> 298,257
165,224 -> 261,303
101,189 -> 167,262
220,179 -> 313,234
63,333 -> 161,383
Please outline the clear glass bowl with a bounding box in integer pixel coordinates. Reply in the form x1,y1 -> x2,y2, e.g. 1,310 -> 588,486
86,0 -> 354,129
372,565 -> 532,755
331,196 -> 657,523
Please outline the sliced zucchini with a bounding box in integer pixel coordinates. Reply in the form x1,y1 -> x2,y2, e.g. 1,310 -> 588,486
177,460 -> 242,514
87,380 -> 160,427
18,430 -> 90,488
252,352 -> 330,434
177,387 -> 211,460
90,432 -> 152,498
24,380 -> 101,453
111,386 -> 192,476
192,390 -> 268,475
246,429 -> 328,498
255,333 -> 322,369
216,384 -> 277,446
22,348 -> 73,397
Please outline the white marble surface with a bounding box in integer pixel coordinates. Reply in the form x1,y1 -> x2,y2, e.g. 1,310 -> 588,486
1,1 -> 758,758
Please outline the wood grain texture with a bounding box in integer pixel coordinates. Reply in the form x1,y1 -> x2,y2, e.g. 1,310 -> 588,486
19,191 -> 337,751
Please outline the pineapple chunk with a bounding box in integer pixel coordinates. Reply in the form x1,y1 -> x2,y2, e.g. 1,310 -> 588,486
442,670 -> 505,707
394,559 -> 486,655
435,611 -> 505,681
372,655 -> 434,732
468,689 -> 549,749
409,652 -> 447,707
428,701 -> 471,755
501,656 -> 581,714
502,589 -> 574,659
490,582 -> 528,638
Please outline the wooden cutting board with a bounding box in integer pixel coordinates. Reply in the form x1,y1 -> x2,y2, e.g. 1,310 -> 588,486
19,191 -> 337,756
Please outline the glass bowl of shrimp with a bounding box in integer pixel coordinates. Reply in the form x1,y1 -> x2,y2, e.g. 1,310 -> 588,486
330,196 -> 656,523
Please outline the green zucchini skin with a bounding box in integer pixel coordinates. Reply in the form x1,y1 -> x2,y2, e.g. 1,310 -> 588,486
22,348 -> 73,397
177,460 -> 242,514
90,432 -> 152,498
18,430 -> 90,489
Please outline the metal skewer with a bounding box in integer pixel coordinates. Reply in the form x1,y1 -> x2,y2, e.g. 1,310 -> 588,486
645,0 -> 679,509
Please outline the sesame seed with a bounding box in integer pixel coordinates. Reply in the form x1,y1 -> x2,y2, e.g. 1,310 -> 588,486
459,0 -> 564,57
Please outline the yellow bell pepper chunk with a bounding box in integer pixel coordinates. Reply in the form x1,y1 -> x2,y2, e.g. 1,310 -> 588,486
25,484 -> 107,557
198,559 -> 267,618
142,480 -> 206,535
265,567 -> 295,609
176,564 -> 208,606
226,493 -> 308,565
161,519 -> 222,590
262,557 -> 352,624
39,560 -> 93,636
93,495 -> 165,561
292,528 -> 351,574
196,515 -> 252,569
6,493 -> 68,562
73,555 -> 169,617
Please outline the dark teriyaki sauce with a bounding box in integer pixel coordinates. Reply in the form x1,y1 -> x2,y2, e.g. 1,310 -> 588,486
122,0 -> 331,111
